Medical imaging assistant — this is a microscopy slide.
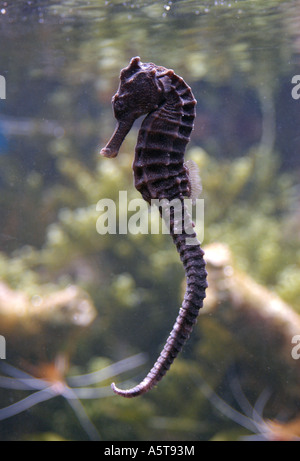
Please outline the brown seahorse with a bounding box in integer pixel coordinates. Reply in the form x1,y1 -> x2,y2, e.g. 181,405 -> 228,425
100,57 -> 207,397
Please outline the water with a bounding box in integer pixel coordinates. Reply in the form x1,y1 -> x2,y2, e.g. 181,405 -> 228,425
0,0 -> 300,441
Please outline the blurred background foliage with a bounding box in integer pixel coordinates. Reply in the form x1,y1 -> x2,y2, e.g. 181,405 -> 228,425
0,0 -> 300,441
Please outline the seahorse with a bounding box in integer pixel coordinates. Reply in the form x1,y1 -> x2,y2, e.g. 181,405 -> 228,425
100,57 -> 207,397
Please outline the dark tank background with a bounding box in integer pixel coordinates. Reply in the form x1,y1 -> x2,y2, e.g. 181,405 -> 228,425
0,0 -> 300,441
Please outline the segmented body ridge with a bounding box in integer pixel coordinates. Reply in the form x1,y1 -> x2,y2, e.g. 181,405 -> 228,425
133,73 -> 196,203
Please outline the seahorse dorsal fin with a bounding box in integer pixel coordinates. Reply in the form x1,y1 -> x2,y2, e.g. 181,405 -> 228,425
185,159 -> 202,204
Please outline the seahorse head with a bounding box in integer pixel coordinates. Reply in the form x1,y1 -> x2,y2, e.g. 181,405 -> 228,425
100,56 -> 171,158
113,56 -> 164,119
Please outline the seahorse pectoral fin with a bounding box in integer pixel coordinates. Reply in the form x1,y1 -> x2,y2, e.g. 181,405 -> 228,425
184,160 -> 202,204
100,118 -> 134,158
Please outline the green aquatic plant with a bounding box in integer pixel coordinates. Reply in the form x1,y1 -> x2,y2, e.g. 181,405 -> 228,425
1,139 -> 298,439
187,146 -> 300,310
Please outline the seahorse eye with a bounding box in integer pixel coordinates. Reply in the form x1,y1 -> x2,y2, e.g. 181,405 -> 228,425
112,97 -> 127,118
114,99 -> 125,111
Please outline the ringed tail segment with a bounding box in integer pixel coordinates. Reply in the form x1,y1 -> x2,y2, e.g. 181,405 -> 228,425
100,57 -> 208,397
112,204 -> 207,398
